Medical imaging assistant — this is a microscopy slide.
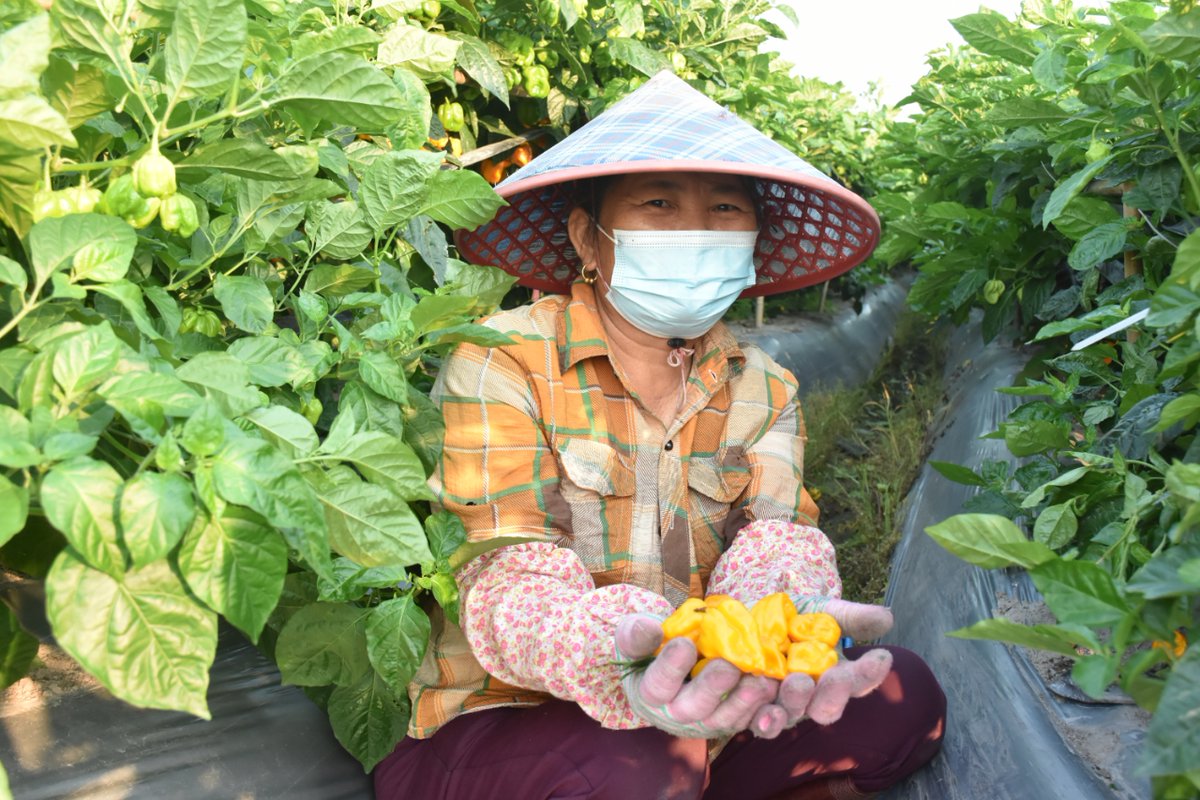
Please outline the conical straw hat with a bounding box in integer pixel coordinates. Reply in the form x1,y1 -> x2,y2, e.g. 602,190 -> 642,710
454,71 -> 880,296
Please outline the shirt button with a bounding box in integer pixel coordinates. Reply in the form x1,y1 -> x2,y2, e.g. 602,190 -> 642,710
664,440 -> 674,451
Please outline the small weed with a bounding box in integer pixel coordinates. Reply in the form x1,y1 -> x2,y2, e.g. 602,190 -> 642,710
802,313 -> 947,604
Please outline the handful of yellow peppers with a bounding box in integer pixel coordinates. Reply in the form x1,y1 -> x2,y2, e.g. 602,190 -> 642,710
661,593 -> 841,681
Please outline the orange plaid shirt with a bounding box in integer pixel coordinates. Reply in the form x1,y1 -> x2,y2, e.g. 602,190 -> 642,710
409,281 -> 819,737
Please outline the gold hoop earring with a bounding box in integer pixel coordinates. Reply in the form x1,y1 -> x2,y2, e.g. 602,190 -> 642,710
580,264 -> 598,285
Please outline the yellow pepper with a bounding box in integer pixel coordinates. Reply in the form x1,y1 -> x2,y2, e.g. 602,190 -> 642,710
690,657 -> 712,679
697,597 -> 767,675
752,592 -> 798,653
704,594 -> 733,607
788,612 -> 841,648
760,643 -> 789,680
661,597 -> 707,646
787,641 -> 839,678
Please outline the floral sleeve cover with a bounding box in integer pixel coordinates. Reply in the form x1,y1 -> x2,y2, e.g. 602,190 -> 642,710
458,542 -> 673,728
706,518 -> 843,606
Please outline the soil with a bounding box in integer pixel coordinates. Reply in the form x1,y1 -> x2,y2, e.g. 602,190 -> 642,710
1,642 -> 103,719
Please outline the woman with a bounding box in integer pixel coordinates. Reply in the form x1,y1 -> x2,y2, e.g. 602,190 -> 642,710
375,72 -> 945,800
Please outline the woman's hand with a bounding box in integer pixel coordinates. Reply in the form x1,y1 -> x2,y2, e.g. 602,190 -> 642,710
616,614 -> 779,739
747,598 -> 895,739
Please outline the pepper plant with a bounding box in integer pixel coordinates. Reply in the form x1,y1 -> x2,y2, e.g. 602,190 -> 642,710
0,0 -> 527,777
875,2 -> 1200,795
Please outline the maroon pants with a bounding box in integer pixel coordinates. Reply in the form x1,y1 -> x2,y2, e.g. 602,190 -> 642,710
374,646 -> 945,800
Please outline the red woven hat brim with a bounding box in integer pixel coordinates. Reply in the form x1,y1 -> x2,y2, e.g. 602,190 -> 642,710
454,72 -> 880,297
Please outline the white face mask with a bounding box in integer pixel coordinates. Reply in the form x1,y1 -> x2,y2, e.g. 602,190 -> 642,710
595,225 -> 758,340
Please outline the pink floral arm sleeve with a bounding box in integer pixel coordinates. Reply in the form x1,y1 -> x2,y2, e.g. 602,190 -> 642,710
706,518 -> 842,607
458,542 -> 674,729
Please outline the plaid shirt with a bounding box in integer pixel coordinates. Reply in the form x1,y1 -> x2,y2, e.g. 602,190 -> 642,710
408,281 -> 819,737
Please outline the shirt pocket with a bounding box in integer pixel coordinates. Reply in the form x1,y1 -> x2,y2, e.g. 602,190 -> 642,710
687,458 -> 751,505
555,437 -> 635,500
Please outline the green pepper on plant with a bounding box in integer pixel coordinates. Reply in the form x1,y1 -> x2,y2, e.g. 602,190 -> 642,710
523,64 -> 551,99
132,147 -> 177,198
160,194 -> 199,238
437,99 -> 465,133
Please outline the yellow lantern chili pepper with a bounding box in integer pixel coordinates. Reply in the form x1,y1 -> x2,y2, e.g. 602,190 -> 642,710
752,592 -> 798,653
661,597 -> 707,646
760,642 -> 789,680
697,597 -> 766,675
788,612 -> 841,648
787,640 -> 839,678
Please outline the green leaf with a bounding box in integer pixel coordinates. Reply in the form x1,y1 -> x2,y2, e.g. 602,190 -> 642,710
325,430 -> 432,500
607,37 -> 670,77
305,264 -> 379,297
70,221 -> 137,282
1032,502 -> 1077,549
1030,559 -> 1130,626
43,57 -> 113,129
1042,157 -> 1114,229
951,11 -> 1037,64
177,352 -> 265,417
0,603 -> 38,689
1143,8 -> 1200,61
0,254 -> 27,293
177,506 -> 288,642
225,335 -> 309,388
292,25 -> 381,60
181,400 -> 226,456
424,323 -> 515,348
212,437 -> 331,578
119,471 -> 195,567
317,558 -> 408,603
245,405 -> 319,457
377,22 -> 460,81
52,0 -> 127,59
213,274 -> 274,334
1148,282 -> 1200,329
430,572 -> 458,624
418,169 -> 506,229
925,513 -> 1055,570
425,510 -> 467,564
0,14 -> 51,98
177,139 -> 296,181
271,52 -> 406,132
447,32 -> 508,105
89,281 -> 164,341
327,668 -> 409,771
100,371 -> 202,439
358,150 -> 442,235
1072,653 -> 1118,698
306,200 -> 373,261
929,460 -> 986,487
449,534 -> 543,571
1031,44 -> 1068,92
275,601 -> 371,686
1003,419 -> 1070,456
1021,466 -> 1089,509
40,457 -> 124,575
1067,222 -> 1126,271
1052,196 -> 1120,241
0,474 -> 29,548
1033,306 -> 1126,342
51,323 -> 122,399
318,479 -> 432,568
165,0 -> 247,101
45,549 -> 218,719
29,214 -> 135,287
365,594 -> 429,694
985,98 -> 1072,127
0,95 -> 74,149
1128,545 -> 1200,599
1138,647 -> 1200,776
358,350 -> 408,404
947,618 -> 1088,656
